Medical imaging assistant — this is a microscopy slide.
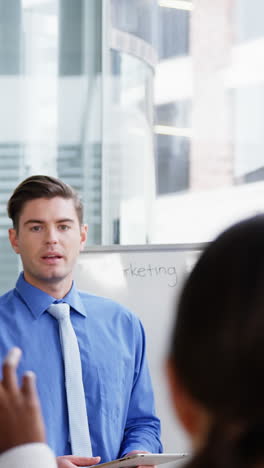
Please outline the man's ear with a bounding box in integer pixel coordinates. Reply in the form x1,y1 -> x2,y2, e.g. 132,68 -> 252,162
8,228 -> 20,254
80,224 -> 88,251
166,359 -> 203,438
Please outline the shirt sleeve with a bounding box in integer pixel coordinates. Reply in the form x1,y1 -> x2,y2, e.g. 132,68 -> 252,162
0,443 -> 57,468
119,317 -> 163,456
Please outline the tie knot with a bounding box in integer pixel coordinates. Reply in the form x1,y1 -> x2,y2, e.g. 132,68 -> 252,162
47,303 -> 70,320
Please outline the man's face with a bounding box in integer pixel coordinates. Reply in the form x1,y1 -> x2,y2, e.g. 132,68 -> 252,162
8,197 -> 87,291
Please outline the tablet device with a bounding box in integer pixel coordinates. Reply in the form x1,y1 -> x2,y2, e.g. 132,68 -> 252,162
96,453 -> 188,468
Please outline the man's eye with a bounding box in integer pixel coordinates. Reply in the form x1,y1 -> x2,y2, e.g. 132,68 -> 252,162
30,226 -> 42,232
59,225 -> 70,231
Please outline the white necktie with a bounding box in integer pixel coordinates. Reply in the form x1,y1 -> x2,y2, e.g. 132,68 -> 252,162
47,303 -> 93,457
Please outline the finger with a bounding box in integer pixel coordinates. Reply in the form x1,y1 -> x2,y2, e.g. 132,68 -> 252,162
3,347 -> 22,367
21,371 -> 40,404
57,456 -> 101,466
79,457 -> 100,466
57,459 -> 76,468
2,347 -> 22,391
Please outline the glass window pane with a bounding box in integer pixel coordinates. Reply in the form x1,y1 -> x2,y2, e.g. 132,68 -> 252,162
0,0 -> 102,293
153,0 -> 264,243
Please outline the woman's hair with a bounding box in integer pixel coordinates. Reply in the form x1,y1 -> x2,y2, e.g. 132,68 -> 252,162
169,215 -> 264,468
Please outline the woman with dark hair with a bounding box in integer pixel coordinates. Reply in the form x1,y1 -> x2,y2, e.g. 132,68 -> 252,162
167,215 -> 264,468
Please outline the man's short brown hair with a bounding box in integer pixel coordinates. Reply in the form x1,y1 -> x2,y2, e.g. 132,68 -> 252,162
7,175 -> 84,231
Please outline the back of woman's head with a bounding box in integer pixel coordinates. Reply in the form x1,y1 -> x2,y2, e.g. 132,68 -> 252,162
169,215 -> 264,468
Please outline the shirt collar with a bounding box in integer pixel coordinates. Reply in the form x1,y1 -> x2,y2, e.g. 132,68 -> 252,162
15,272 -> 87,319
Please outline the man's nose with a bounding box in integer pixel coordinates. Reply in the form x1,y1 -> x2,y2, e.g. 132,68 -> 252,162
44,227 -> 58,244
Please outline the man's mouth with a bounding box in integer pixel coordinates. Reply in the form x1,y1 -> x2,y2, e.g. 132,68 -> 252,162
42,255 -> 62,259
41,254 -> 63,263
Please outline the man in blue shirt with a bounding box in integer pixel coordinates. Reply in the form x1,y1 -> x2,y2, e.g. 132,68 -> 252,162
0,175 -> 162,468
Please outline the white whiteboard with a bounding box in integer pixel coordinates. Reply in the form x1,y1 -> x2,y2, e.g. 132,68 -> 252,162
74,244 -> 204,454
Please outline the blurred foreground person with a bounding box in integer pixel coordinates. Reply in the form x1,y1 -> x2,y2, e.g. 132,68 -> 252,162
167,215 -> 264,468
0,347 -> 56,468
0,348 -> 100,468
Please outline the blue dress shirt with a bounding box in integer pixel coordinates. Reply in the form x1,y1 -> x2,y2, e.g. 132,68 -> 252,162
0,273 -> 162,461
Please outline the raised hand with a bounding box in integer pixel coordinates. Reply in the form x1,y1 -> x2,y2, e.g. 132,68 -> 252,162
0,347 -> 46,453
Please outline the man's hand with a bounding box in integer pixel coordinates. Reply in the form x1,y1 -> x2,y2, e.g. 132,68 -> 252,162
125,450 -> 156,468
0,347 -> 46,454
56,455 -> 101,468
